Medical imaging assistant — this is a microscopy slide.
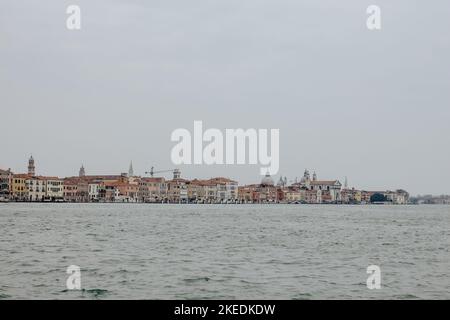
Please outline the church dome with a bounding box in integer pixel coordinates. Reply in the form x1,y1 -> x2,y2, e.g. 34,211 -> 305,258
261,172 -> 274,186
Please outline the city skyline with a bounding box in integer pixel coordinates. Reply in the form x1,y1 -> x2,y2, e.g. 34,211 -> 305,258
1,1 -> 450,196
1,155 -> 410,204
1,154 -> 415,196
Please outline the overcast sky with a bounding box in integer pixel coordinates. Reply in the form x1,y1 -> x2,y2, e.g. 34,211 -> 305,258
1,0 -> 449,195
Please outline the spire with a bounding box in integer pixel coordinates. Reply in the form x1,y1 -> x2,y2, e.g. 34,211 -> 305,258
303,169 -> 310,180
277,175 -> 285,187
79,164 -> 85,177
128,161 -> 134,177
344,176 -> 348,189
313,171 -> 317,181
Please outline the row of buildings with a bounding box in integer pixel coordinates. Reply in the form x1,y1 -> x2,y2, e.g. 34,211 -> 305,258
0,156 -> 410,204
409,195 -> 450,205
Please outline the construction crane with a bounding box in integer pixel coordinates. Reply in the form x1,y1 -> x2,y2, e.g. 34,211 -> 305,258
145,167 -> 180,178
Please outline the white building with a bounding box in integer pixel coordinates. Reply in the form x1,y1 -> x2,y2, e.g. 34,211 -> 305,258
210,177 -> 238,203
88,183 -> 100,201
45,178 -> 64,201
26,176 -> 46,201
385,190 -> 409,204
295,169 -> 342,203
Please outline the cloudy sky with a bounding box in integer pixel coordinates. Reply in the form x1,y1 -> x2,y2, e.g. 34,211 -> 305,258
1,0 -> 449,195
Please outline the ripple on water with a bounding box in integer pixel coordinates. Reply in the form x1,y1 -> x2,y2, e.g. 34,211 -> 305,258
83,289 -> 110,298
394,294 -> 421,299
183,277 -> 211,283
292,292 -> 313,300
2,204 -> 449,299
61,288 -> 110,298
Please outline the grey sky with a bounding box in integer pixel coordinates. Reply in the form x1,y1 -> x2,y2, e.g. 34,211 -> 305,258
1,0 -> 449,195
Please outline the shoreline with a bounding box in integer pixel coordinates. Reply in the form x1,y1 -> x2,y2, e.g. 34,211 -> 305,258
0,201 -> 423,205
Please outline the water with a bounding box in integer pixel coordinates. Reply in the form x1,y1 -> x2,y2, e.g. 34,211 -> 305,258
0,203 -> 449,300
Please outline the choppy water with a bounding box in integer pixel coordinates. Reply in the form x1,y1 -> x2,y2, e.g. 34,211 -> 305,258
0,203 -> 449,300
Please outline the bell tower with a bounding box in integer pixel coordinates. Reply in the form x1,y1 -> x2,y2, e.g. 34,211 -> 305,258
28,155 -> 35,176
79,164 -> 86,177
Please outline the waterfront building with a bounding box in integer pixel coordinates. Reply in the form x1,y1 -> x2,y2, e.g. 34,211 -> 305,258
0,168 -> 12,200
209,177 -> 238,203
238,172 -> 278,203
294,170 -> 342,203
237,185 -> 255,203
186,179 -> 201,203
258,172 -> 279,203
341,188 -> 362,204
45,177 -> 64,201
167,178 -> 189,203
26,176 -> 46,201
310,181 -> 341,202
186,178 -> 236,203
63,179 -> 79,202
11,174 -> 29,201
359,190 -> 408,204
98,182 -> 119,202
414,195 -> 450,204
77,180 -> 89,202
88,183 -> 100,201
303,188 -> 322,204
360,191 -> 374,204
381,190 -> 410,204
139,177 -> 167,203
203,181 -> 219,203
283,187 -> 301,203
321,190 -> 333,203
63,178 -> 89,202
187,179 -> 208,203
115,182 -> 139,202
137,179 -> 150,202
256,186 -> 278,203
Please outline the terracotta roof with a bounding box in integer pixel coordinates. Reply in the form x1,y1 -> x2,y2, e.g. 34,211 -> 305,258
208,177 -> 238,184
65,175 -> 124,182
27,176 -> 48,181
310,180 -> 340,185
167,178 -> 189,183
41,176 -> 61,181
63,180 -> 79,185
104,181 -> 125,187
141,177 -> 165,183
189,179 -> 216,186
13,173 -> 31,179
